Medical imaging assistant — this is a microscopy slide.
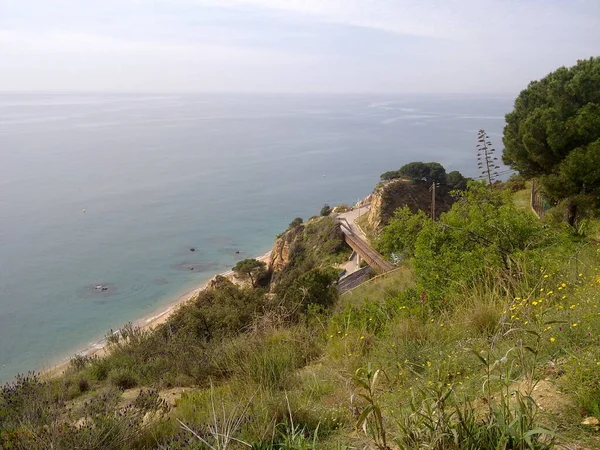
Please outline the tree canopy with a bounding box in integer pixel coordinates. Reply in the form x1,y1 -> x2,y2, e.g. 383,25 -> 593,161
446,171 -> 469,190
502,57 -> 600,208
232,258 -> 267,287
380,161 -> 448,184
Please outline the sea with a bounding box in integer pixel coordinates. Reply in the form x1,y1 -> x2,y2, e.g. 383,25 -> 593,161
0,93 -> 513,382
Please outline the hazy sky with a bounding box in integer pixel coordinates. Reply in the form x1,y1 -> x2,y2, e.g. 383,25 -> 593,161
0,0 -> 598,93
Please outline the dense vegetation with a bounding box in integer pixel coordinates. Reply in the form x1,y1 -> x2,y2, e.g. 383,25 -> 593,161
2,182 -> 600,449
2,60 -> 600,449
503,57 -> 600,224
380,161 -> 468,191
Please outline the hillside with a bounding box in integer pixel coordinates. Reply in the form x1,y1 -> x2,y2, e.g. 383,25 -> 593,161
365,178 -> 455,230
2,181 -> 600,450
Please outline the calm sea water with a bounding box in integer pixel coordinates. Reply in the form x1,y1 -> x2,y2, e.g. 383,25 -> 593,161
0,93 -> 513,381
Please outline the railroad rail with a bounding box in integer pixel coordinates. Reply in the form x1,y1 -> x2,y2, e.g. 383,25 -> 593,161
338,221 -> 394,274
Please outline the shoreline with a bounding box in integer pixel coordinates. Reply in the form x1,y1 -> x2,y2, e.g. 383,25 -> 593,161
41,252 -> 271,379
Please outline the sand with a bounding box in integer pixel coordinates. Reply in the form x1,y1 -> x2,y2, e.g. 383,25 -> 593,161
42,252 -> 271,379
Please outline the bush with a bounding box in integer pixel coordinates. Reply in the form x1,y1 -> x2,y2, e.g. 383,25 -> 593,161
412,182 -> 552,302
378,206 -> 429,257
288,217 -> 303,229
109,368 -> 138,390
89,357 -> 112,381
320,204 -> 332,216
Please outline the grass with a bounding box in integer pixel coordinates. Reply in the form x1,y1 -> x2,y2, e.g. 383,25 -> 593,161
512,182 -> 532,212
2,189 -> 600,449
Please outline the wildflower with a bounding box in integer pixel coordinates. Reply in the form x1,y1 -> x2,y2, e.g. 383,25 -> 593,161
561,283 -> 567,288
570,305 -> 576,309
360,335 -> 365,340
544,274 -> 549,278
572,323 -> 578,327
579,273 -> 583,277
550,337 -> 556,343
532,301 -> 538,306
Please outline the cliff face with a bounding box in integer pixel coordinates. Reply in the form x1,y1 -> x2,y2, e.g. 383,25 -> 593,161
366,178 -> 455,229
267,216 -> 346,278
267,226 -> 303,274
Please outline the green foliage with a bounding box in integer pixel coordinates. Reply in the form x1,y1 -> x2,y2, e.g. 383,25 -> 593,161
380,161 -> 448,185
108,367 -> 138,390
353,364 -> 388,449
5,182 -> 600,450
284,267 -> 339,312
288,217 -> 303,229
395,386 -> 555,450
320,204 -> 332,216
412,182 -> 553,302
446,170 -> 468,190
272,216 -> 346,299
377,206 -> 429,257
502,57 -> 600,212
232,258 -> 267,287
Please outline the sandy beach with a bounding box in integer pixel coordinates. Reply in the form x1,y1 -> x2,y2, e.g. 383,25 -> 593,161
42,252 -> 271,379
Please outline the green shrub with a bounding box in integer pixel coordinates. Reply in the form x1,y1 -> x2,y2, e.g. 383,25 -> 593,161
320,204 -> 332,216
89,357 -> 111,381
109,368 -> 138,390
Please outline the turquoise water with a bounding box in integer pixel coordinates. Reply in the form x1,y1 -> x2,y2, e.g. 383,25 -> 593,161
0,93 -> 513,381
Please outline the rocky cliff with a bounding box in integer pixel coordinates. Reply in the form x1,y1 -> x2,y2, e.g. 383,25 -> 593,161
267,216 -> 346,278
267,226 -> 302,274
366,178 -> 455,229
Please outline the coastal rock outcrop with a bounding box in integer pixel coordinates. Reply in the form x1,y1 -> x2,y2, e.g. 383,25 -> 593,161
206,274 -> 234,290
268,226 -> 303,274
366,178 -> 455,229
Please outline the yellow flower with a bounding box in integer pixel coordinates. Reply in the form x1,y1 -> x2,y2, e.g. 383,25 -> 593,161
572,323 -> 578,327
544,274 -> 549,278
550,337 -> 556,343
360,335 -> 365,339
570,304 -> 576,309
561,283 -> 567,288
532,301 -> 538,306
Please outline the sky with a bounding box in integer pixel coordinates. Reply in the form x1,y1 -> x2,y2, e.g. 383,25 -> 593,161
0,0 -> 598,93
